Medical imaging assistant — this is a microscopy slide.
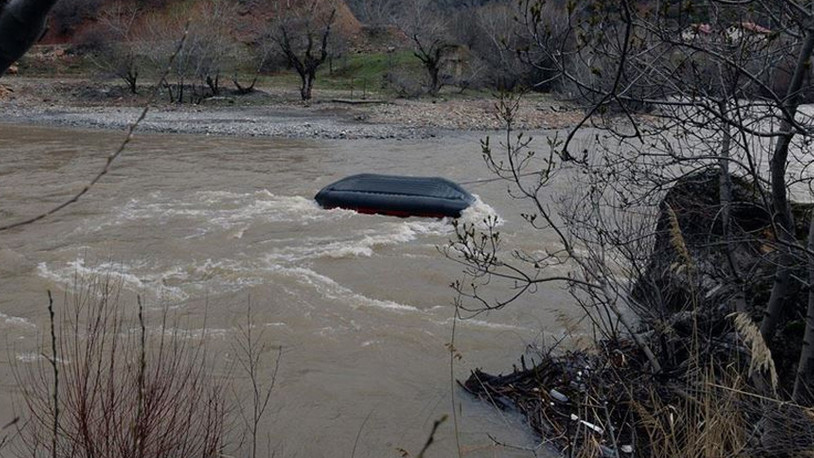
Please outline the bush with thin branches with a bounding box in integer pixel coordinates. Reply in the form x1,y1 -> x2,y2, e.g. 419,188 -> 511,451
12,276 -> 229,458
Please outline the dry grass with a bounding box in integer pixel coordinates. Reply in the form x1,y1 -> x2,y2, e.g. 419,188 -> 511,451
462,207 -> 812,456
666,203 -> 693,269
634,366 -> 748,457
731,311 -> 778,393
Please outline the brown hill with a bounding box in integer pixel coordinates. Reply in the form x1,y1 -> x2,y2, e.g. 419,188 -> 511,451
41,0 -> 363,46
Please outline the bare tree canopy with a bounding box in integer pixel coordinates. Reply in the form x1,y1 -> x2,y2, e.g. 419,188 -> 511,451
269,0 -> 337,101
451,0 -> 814,421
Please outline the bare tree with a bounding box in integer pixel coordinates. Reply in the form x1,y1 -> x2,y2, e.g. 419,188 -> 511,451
232,302 -> 282,458
140,0 -> 239,103
347,0 -> 400,27
466,4 -> 525,89
544,0 -> 814,400
397,0 -> 455,96
269,0 -> 337,101
452,0 -> 814,414
87,2 -> 142,94
191,0 -> 240,98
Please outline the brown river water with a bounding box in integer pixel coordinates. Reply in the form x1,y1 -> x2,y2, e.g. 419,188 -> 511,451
0,123 -> 583,457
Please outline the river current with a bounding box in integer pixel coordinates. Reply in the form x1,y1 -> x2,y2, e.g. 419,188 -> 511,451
0,123 -> 578,456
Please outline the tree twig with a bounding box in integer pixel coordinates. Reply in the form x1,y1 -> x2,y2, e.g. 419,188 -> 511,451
350,408 -> 375,458
47,290 -> 57,458
416,415 -> 447,458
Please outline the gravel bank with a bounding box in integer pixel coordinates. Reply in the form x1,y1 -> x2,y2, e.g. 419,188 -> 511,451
0,77 -> 582,139
2,103 -> 438,139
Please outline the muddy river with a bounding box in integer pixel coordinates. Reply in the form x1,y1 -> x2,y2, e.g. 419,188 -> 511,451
0,123 -> 582,456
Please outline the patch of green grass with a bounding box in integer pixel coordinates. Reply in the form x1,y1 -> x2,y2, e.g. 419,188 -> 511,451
328,50 -> 417,80
316,50 -> 423,95
17,47 -> 96,77
236,51 -> 425,99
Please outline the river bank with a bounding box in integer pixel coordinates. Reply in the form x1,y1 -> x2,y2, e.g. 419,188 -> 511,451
0,76 -> 584,139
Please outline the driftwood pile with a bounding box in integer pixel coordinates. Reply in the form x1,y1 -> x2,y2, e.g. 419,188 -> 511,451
462,340 -> 648,457
462,335 -> 814,456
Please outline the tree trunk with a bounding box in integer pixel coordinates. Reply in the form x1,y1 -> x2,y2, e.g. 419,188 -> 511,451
125,69 -> 137,95
300,72 -> 314,100
206,74 -> 219,96
233,75 -> 257,95
760,28 -> 814,341
165,81 -> 174,103
793,211 -> 814,404
428,62 -> 440,96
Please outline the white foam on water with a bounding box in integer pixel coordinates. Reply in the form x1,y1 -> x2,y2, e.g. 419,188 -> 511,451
47,193 -> 503,316
37,259 -> 189,302
159,327 -> 231,340
229,226 -> 248,239
158,258 -> 269,295
267,265 -> 420,313
458,195 -> 503,229
108,191 -> 355,234
16,352 -> 42,363
265,223 -> 423,261
262,217 -> 454,262
0,312 -> 36,329
261,199 -> 493,262
207,194 -> 334,227
184,227 -> 210,240
16,353 -> 68,364
433,317 -> 529,332
39,256 -> 284,306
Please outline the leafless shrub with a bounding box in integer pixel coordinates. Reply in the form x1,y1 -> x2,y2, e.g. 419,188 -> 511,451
347,0 -> 399,27
12,275 -> 229,457
382,70 -> 423,98
85,2 -> 143,94
140,0 -> 241,103
232,301 -> 282,458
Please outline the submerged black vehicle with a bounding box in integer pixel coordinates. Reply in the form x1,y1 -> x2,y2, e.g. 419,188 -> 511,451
314,173 -> 475,218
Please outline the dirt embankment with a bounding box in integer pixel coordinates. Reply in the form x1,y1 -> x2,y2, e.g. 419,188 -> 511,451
0,77 -> 583,139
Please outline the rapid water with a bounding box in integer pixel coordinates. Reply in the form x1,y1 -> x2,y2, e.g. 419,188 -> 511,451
0,123 -> 579,456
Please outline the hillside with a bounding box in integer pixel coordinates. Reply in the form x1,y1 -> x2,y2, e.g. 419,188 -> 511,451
41,0 -> 365,46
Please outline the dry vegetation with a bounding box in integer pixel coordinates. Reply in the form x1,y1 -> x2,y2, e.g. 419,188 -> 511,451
4,273 -> 289,458
16,0 -> 555,101
10,280 -> 230,457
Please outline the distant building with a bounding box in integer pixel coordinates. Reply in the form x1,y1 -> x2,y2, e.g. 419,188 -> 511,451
682,21 -> 771,43
725,22 -> 772,42
681,23 -> 713,41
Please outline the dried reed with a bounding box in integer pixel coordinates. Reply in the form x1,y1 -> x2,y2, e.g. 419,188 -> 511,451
666,203 -> 693,269
731,311 -> 778,393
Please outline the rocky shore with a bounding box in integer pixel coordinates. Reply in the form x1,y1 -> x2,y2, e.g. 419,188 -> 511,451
0,77 -> 583,139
